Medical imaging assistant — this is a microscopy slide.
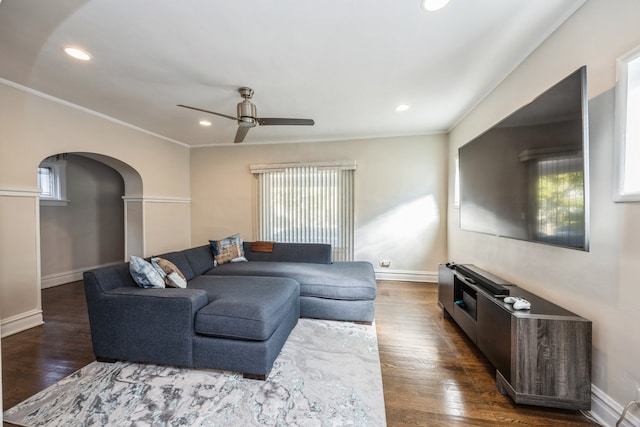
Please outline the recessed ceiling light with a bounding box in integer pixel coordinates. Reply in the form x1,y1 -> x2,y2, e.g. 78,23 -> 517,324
395,104 -> 410,112
199,120 -> 212,127
421,0 -> 450,11
63,46 -> 92,61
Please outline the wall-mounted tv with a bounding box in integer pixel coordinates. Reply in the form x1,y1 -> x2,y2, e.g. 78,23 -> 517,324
459,66 -> 589,251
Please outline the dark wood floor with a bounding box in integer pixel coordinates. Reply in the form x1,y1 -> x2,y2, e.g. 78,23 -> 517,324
2,280 -> 596,426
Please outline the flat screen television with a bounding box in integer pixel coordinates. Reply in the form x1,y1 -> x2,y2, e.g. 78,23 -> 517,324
459,66 -> 589,251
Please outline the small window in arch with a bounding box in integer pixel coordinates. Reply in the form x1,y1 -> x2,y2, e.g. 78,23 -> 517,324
38,157 -> 68,206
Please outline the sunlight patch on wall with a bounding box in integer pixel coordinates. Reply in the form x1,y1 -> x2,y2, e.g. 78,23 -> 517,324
355,195 -> 439,269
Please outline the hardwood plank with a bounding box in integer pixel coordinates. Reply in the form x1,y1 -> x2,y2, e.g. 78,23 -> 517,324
2,280 -> 596,426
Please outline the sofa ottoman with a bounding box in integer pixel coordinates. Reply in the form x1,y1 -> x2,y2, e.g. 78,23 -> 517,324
189,275 -> 299,341
188,275 -> 300,378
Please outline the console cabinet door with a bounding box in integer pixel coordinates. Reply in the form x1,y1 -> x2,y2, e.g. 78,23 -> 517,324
476,293 -> 511,382
437,264 -> 454,315
511,316 -> 592,409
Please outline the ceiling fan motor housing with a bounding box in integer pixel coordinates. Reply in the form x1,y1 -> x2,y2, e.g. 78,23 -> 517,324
237,99 -> 257,127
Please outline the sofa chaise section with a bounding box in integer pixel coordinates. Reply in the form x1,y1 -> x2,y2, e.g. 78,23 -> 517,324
207,260 -> 376,323
188,275 -> 300,379
84,262 -> 299,379
205,241 -> 377,323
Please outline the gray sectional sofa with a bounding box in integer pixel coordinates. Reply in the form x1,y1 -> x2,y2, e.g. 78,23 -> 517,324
83,242 -> 376,379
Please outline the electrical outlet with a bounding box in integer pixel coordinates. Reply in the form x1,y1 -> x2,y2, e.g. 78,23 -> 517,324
379,260 -> 391,268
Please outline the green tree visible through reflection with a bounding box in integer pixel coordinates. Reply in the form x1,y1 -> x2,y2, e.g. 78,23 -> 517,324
535,168 -> 584,247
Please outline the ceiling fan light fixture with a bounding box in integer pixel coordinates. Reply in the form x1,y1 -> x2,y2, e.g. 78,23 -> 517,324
238,117 -> 257,128
421,0 -> 450,12
63,46 -> 92,61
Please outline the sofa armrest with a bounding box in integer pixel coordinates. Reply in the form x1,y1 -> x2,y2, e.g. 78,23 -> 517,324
243,241 -> 332,264
84,270 -> 209,367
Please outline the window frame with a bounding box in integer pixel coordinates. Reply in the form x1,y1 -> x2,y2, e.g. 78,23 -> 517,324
453,156 -> 460,208
614,45 -> 640,202
38,158 -> 68,206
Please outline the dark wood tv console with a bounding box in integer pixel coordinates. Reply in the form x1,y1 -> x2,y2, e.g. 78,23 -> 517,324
438,263 -> 592,410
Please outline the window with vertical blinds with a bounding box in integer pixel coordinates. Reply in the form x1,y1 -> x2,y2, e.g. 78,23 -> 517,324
250,161 -> 356,261
532,155 -> 585,247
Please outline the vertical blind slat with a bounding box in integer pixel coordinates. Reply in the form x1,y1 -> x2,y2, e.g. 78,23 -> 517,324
256,166 -> 354,261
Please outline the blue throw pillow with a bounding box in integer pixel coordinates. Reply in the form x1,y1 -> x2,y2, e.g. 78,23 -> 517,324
129,256 -> 165,288
209,233 -> 248,265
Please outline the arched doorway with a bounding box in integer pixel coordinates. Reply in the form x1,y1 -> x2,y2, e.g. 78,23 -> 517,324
38,153 -> 129,287
37,152 -> 144,267
73,152 -> 144,260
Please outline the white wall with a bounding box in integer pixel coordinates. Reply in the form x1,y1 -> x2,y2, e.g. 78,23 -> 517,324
191,134 -> 449,280
0,81 -> 192,337
448,0 -> 640,422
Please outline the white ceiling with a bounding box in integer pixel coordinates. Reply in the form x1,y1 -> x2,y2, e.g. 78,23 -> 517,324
0,0 -> 586,147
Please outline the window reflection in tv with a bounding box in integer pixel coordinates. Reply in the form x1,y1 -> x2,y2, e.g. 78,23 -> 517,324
459,66 -> 589,251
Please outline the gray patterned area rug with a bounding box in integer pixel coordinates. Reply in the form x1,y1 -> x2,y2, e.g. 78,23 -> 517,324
3,319 -> 385,427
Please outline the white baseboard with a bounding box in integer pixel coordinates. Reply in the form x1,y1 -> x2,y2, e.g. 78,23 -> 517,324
589,384 -> 640,427
1,309 -> 44,338
374,268 -> 437,283
41,261 -> 122,289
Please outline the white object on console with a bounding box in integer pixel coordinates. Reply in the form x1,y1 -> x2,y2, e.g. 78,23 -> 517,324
504,296 -> 531,310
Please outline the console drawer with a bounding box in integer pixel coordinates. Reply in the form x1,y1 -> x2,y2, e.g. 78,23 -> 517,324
453,304 -> 477,343
462,290 -> 477,319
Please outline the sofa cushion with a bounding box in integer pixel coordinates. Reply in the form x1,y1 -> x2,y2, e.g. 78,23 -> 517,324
209,233 -> 247,265
129,256 -> 165,289
206,261 -> 376,301
182,245 -> 216,276
188,275 -> 299,341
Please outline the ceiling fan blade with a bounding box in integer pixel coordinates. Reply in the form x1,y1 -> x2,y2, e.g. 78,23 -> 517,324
256,118 -> 315,126
177,104 -> 237,121
234,126 -> 250,143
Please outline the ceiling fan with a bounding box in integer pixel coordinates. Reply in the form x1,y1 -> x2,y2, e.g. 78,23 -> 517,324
178,87 -> 315,143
